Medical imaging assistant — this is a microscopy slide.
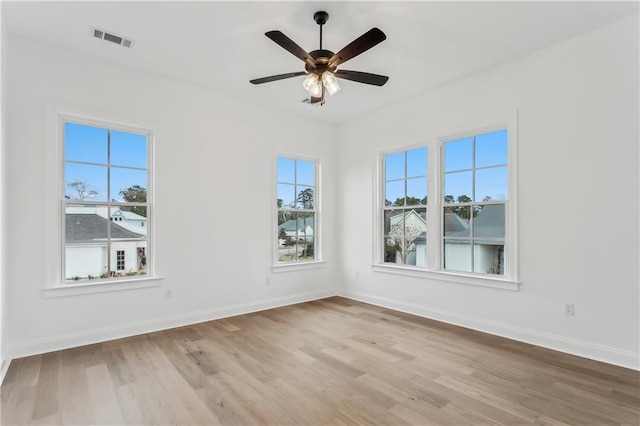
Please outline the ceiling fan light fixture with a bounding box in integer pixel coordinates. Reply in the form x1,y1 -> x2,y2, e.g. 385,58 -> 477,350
322,71 -> 341,96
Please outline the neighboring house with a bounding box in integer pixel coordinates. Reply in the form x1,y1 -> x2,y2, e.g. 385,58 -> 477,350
278,216 -> 314,244
110,208 -> 148,236
444,204 -> 505,274
65,210 -> 146,279
387,210 -> 427,266
387,206 -> 504,274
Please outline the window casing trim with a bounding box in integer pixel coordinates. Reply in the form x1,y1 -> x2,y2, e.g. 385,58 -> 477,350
46,104 -> 156,289
273,152 -> 322,268
373,111 -> 519,286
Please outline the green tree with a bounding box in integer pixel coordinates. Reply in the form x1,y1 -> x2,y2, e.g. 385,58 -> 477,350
67,180 -> 98,200
119,185 -> 147,217
296,188 -> 314,209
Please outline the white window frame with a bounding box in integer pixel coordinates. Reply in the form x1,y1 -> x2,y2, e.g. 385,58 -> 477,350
373,113 -> 519,290
272,154 -> 324,272
43,104 -> 162,298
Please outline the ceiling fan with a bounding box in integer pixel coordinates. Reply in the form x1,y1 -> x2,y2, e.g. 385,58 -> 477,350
250,11 -> 389,105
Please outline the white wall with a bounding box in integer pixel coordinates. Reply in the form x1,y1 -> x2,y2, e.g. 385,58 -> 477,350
5,35 -> 339,358
337,16 -> 639,369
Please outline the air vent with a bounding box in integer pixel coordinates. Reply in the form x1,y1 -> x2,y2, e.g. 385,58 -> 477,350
91,27 -> 134,48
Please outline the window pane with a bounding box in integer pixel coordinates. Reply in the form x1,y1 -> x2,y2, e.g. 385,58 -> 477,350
406,177 -> 427,205
277,212 -> 315,262
277,157 -> 295,183
111,168 -> 148,202
475,167 -> 507,201
444,171 -> 472,203
277,184 -> 295,208
476,129 -> 507,168
385,180 -> 405,207
296,160 -> 315,186
473,204 -> 505,241
444,137 -> 473,172
65,205 -> 109,280
385,151 -> 405,181
65,163 -> 107,201
444,241 -> 472,272
474,243 -> 504,275
110,242 -> 146,277
64,122 -> 108,164
406,147 -> 427,177
110,130 -> 148,168
296,186 -> 314,209
443,206 -> 470,238
383,236 -> 398,263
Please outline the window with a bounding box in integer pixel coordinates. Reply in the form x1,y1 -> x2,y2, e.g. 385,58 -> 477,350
383,148 -> 428,266
276,157 -> 317,263
442,129 -> 508,275
63,118 -> 151,283
377,121 -> 516,286
116,250 -> 125,271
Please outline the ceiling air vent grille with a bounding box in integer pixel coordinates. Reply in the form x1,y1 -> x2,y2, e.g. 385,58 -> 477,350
91,27 -> 134,48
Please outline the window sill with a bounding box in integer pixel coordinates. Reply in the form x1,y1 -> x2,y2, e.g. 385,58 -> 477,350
372,264 -> 519,291
43,276 -> 165,298
272,260 -> 327,273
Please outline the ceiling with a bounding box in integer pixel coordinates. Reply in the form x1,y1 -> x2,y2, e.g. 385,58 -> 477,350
3,1 -> 638,125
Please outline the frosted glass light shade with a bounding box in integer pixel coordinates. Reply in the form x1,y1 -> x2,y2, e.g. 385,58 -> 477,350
302,73 -> 322,97
302,73 -> 319,91
322,71 -> 341,96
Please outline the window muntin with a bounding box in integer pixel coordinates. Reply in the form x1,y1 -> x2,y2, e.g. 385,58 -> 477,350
442,129 -> 508,276
63,119 -> 151,283
276,157 -> 317,263
382,147 -> 428,267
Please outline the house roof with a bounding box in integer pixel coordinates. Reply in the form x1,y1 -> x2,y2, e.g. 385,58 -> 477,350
66,214 -> 145,242
278,216 -> 314,232
446,204 -> 505,240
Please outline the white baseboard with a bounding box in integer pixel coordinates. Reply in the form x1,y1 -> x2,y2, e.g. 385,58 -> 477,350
9,289 -> 339,360
340,290 -> 640,371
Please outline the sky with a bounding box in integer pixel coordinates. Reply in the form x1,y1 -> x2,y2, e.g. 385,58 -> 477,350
64,122 -> 148,202
277,157 -> 315,209
385,129 -> 508,205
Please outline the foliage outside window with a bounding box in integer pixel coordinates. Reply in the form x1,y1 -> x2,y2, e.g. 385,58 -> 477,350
443,129 -> 508,275
383,147 -> 428,267
276,157 -> 317,263
63,119 -> 151,283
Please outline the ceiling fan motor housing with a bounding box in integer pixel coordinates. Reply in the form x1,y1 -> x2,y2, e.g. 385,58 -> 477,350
306,49 -> 336,75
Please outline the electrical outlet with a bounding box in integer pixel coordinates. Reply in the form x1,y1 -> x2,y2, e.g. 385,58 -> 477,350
564,303 -> 574,316
165,289 -> 173,299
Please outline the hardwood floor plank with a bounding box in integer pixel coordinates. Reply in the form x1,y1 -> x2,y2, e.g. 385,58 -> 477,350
1,297 -> 637,425
86,363 -> 126,425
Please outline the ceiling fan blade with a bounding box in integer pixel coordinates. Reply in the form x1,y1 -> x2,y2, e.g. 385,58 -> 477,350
250,71 -> 307,85
265,31 -> 316,66
329,28 -> 386,67
335,70 -> 389,86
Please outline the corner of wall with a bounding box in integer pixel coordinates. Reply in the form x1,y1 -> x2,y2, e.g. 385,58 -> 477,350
0,5 -> 11,385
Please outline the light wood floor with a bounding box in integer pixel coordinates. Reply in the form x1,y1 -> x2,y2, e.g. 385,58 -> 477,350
1,297 -> 638,425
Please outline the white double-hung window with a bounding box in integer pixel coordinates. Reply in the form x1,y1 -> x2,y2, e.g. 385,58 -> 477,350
275,156 -> 319,264
62,116 -> 152,284
377,120 -> 517,288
